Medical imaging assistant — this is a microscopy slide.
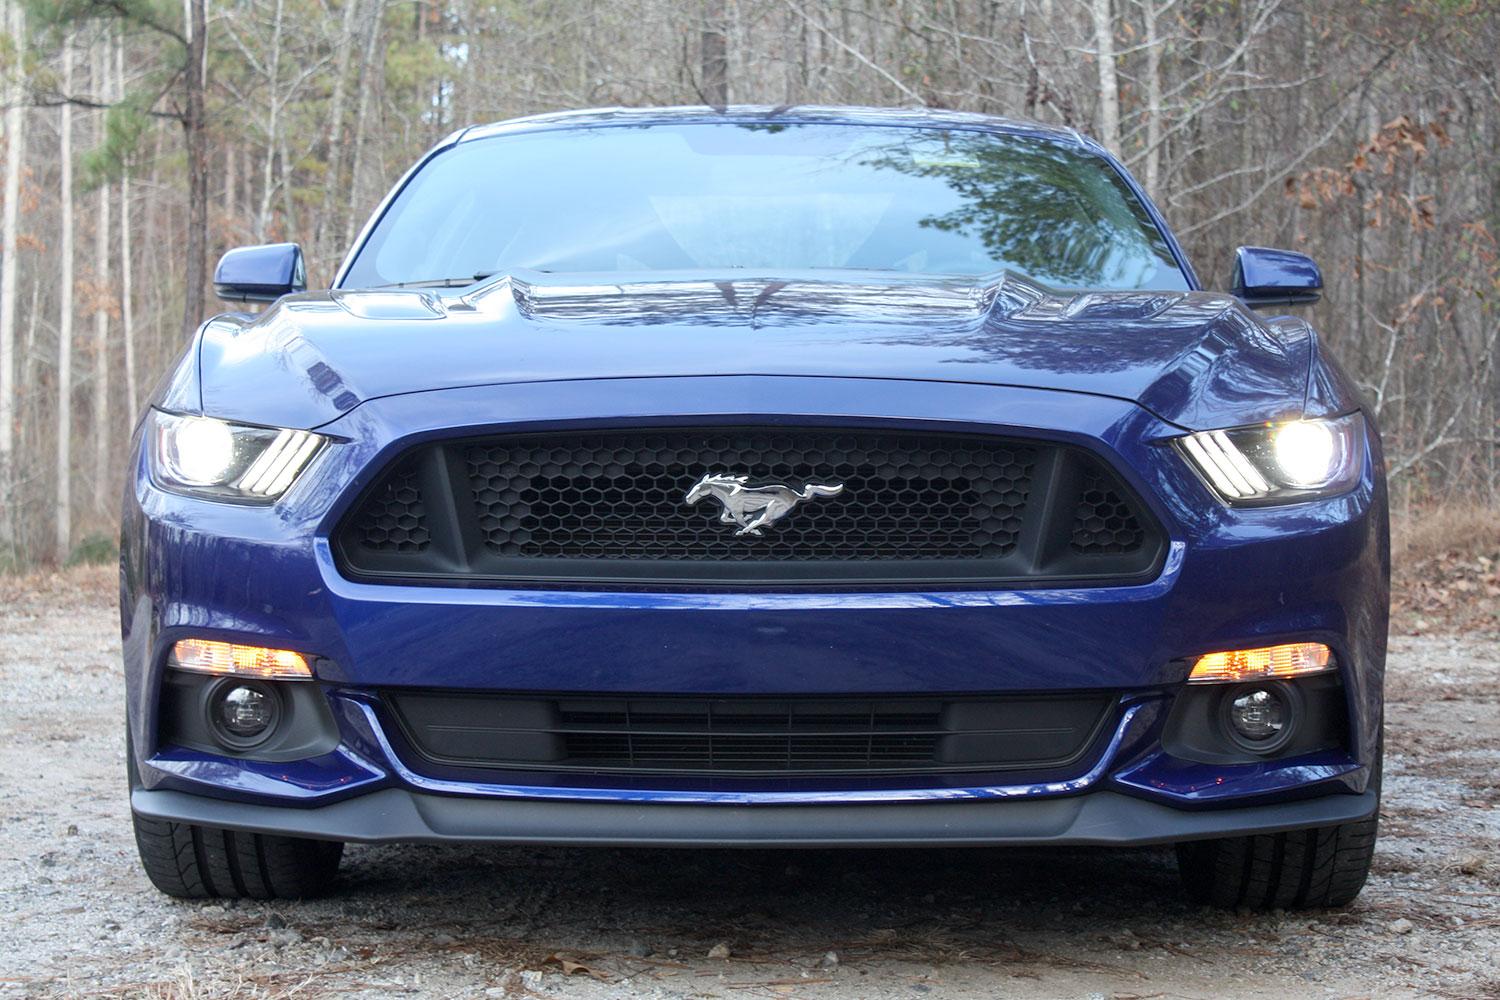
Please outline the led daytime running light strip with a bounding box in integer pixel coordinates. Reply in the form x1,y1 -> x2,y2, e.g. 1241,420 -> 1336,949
234,429 -> 323,497
1180,430 -> 1270,499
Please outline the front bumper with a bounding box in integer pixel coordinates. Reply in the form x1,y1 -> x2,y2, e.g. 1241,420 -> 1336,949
131,784 -> 1379,847
122,375 -> 1388,833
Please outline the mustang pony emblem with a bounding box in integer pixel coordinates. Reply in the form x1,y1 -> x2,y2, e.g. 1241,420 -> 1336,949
684,473 -> 845,537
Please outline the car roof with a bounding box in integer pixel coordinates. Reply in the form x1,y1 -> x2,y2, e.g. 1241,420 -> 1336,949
456,104 -> 1093,150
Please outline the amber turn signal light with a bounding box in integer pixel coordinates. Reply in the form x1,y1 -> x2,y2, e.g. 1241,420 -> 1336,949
1188,641 -> 1332,684
170,638 -> 313,680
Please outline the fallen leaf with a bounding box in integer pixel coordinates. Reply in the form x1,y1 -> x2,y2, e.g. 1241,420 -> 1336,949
543,952 -> 614,982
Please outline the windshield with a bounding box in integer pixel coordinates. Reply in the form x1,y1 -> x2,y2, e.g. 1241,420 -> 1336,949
340,123 -> 1189,291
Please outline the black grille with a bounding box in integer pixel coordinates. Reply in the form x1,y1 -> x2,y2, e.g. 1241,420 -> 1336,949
465,430 -> 1035,562
1070,468 -> 1146,555
386,692 -> 1116,776
351,461 -> 430,553
335,427 -> 1163,586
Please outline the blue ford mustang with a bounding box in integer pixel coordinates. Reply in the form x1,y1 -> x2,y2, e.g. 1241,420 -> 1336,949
123,106 -> 1387,908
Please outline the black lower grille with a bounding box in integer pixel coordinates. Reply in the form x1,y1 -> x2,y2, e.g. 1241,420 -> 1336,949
386,692 -> 1116,776
335,426 -> 1163,586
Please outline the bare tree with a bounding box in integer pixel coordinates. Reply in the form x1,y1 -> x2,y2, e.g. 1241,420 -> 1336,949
90,38 -> 110,516
116,32 -> 137,421
0,0 -> 25,542
1090,0 -> 1120,153
313,0 -> 363,273
700,1 -> 728,106
181,0 -> 208,337
1137,0 -> 1166,197
56,35 -> 74,563
341,0 -> 384,252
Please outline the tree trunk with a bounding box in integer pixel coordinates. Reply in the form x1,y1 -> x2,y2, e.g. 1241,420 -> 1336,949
343,0 -> 385,252
56,37 -> 75,563
181,0 -> 209,338
253,0 -> 285,244
0,0 -> 26,536
120,161 -> 137,419
92,40 -> 111,517
700,1 -> 728,106
279,136 -> 296,237
223,138 -> 236,230
117,33 -> 137,419
18,266 -> 35,371
1142,0 -> 1164,198
1090,0 -> 1120,153
141,123 -> 165,392
315,0 -> 362,273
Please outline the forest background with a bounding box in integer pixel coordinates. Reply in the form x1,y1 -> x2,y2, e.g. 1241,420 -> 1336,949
0,0 -> 1495,568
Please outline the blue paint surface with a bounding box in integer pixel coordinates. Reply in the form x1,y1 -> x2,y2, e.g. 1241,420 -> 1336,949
123,107 -> 1386,833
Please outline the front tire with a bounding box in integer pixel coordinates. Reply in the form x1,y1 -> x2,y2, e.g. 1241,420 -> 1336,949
1174,813 -> 1377,909
128,725 -> 342,899
131,812 -> 344,899
1177,739 -> 1382,910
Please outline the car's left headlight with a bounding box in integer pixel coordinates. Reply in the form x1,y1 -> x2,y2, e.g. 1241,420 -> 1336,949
150,410 -> 328,503
1175,412 -> 1365,505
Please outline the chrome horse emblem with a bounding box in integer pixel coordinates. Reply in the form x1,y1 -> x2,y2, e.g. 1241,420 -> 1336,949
684,473 -> 845,537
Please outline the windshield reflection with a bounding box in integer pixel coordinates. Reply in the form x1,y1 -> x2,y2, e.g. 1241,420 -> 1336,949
344,123 -> 1189,292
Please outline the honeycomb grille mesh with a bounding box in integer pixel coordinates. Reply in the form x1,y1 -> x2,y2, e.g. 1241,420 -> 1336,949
463,430 -> 1037,562
335,427 -> 1163,585
352,462 -> 431,552
1069,469 -> 1146,554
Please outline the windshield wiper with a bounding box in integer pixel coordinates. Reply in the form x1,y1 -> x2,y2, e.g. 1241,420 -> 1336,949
370,271 -> 496,290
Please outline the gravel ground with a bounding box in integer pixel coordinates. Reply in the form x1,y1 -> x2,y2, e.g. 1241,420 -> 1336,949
2,569 -> 1497,999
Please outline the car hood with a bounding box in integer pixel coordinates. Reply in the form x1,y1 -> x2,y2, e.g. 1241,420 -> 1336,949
195,271 -> 1314,432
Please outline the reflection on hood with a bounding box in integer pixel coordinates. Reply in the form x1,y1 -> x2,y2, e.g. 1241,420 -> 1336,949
194,270 -> 1313,433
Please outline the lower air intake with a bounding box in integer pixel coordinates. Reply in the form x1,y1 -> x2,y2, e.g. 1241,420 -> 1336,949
385,692 -> 1116,777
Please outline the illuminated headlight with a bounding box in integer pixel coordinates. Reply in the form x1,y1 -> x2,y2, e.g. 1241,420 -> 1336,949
1175,412 -> 1365,504
151,410 -> 328,503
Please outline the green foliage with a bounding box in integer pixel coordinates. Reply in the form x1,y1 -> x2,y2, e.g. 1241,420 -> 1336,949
22,0 -> 185,45
0,17 -> 22,76
865,132 -> 1177,288
22,0 -> 193,188
81,90 -> 150,187
384,34 -> 455,95
66,532 -> 118,566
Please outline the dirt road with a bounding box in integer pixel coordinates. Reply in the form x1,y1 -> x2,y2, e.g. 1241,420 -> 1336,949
2,569 -> 1496,999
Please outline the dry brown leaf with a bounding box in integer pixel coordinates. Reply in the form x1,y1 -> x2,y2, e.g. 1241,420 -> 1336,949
542,952 -> 614,982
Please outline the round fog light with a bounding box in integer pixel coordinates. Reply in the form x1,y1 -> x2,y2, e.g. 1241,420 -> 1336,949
1229,688 -> 1283,739
1221,683 -> 1296,753
209,681 -> 280,747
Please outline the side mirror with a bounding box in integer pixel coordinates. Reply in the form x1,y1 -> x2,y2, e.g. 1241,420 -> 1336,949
1231,246 -> 1321,308
213,243 -> 307,303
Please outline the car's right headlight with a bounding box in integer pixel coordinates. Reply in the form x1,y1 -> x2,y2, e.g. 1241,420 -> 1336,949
1175,412 -> 1365,505
150,410 -> 328,503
